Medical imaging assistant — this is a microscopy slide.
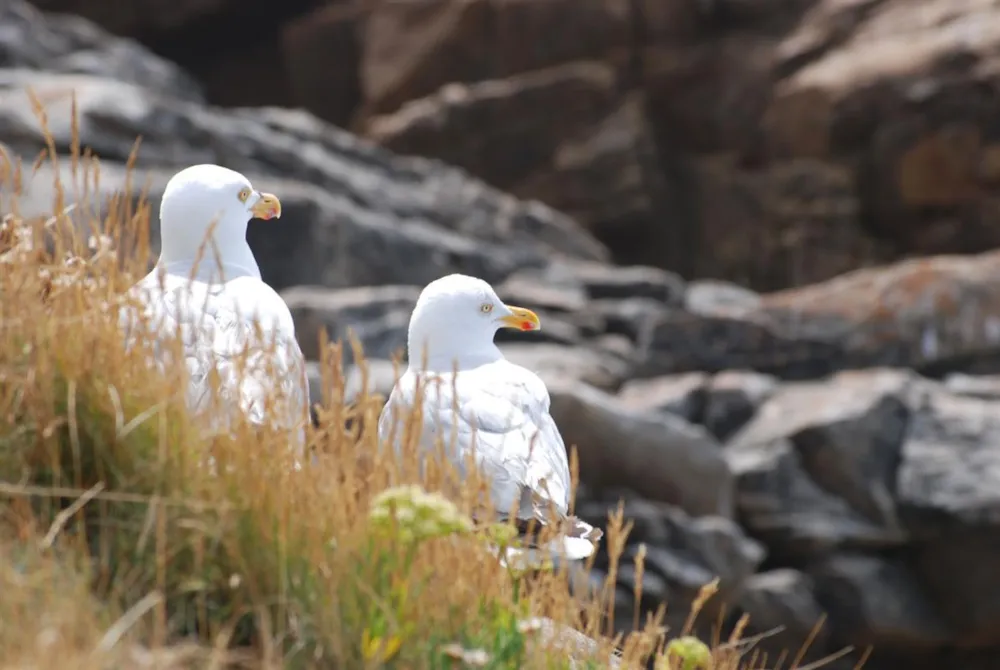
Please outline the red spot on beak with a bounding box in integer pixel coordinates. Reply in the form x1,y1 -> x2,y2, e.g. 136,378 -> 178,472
521,321 -> 533,331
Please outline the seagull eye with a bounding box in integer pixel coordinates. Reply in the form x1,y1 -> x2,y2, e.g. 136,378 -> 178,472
237,187 -> 252,203
480,303 -> 493,314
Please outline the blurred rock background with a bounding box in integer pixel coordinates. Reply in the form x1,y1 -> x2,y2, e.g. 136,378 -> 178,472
4,0 -> 1000,667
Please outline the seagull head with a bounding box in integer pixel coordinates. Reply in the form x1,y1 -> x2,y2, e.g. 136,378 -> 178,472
406,273 -> 541,369
157,164 -> 281,272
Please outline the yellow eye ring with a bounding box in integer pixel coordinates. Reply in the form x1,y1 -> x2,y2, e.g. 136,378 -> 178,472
480,303 -> 493,313
237,187 -> 252,203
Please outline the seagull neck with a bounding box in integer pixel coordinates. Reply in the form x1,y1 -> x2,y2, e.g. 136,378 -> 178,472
406,335 -> 503,373
158,214 -> 261,280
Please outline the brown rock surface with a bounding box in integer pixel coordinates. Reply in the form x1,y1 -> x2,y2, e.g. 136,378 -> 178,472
358,0 -> 632,118
764,0 -> 1000,256
365,62 -> 620,191
366,62 -> 669,253
639,249 -> 1000,379
22,0 -> 1000,292
280,4 -> 360,128
690,156 -> 889,290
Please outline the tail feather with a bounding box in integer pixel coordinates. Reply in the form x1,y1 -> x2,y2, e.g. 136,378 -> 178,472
486,515 -> 603,571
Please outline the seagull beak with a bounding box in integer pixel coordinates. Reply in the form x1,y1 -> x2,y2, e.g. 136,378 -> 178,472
250,192 -> 282,220
499,305 -> 541,332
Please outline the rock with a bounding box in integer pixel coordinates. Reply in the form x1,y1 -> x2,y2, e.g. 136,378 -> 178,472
493,309 -> 586,347
591,498 -> 682,549
497,92 -> 671,264
279,3 -> 361,128
26,0 -> 1000,293
343,358 -> 400,405
0,0 -> 203,102
643,509 -> 765,600
703,370 -> 778,441
942,373 -> 1000,401
495,275 -> 589,315
500,344 -> 630,392
486,0 -> 631,78
726,369 -> 914,558
721,368 -> 1000,655
759,251 -> 1000,376
577,498 -> 765,632
358,0 -> 631,117
689,157 -> 880,292
308,356 -> 399,419
0,72 -> 608,291
615,562 -> 670,612
911,530 -> 1000,649
727,437 -> 904,562
684,279 -> 761,313
23,160 -> 548,293
17,5 -> 1000,665
365,63 -> 670,254
734,569 -> 831,664
616,373 -> 708,423
305,361 -> 323,422
358,0 -> 494,117
639,0 -> 1000,285
896,386 -> 1000,645
637,299 -> 842,381
591,334 -> 638,363
809,554 -> 950,651
562,261 -> 686,304
495,273 -> 606,339
731,369 -> 913,527
764,0 -> 1000,257
179,33 -> 299,110
281,285 -> 419,362
547,381 -> 734,517
29,0 -> 233,36
640,251 -> 1000,380
23,0 -> 322,110
512,260 -> 686,305
365,61 -> 619,192
590,298 -> 667,343
642,35 -> 775,159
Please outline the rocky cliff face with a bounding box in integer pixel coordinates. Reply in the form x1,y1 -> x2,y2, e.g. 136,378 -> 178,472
25,0 -> 1000,292
6,0 -> 1000,668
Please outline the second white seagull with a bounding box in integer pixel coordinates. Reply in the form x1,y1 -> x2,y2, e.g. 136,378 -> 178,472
378,273 -> 603,564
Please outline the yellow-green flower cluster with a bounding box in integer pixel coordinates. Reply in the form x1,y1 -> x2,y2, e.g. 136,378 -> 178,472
368,485 -> 473,544
657,636 -> 712,670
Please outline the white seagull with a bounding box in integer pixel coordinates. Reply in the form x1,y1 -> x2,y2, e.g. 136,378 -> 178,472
377,273 -> 602,565
120,164 -> 310,451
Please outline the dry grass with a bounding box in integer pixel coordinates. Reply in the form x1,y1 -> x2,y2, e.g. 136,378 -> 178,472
0,107 -> 843,669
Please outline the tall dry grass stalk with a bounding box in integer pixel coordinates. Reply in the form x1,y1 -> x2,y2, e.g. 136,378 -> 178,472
0,99 -> 835,669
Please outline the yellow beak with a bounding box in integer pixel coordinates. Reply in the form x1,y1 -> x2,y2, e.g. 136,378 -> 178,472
499,305 -> 541,332
250,192 -> 282,220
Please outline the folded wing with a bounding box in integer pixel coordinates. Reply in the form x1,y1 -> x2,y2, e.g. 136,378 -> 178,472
120,272 -> 310,444
379,360 -> 601,563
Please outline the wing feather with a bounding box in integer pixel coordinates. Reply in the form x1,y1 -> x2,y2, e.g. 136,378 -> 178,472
120,271 -> 310,443
378,358 -> 603,565
379,360 -> 571,519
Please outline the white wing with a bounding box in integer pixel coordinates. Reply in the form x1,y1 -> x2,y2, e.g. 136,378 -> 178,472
380,359 -> 569,516
378,359 -> 601,562
120,269 -> 310,446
